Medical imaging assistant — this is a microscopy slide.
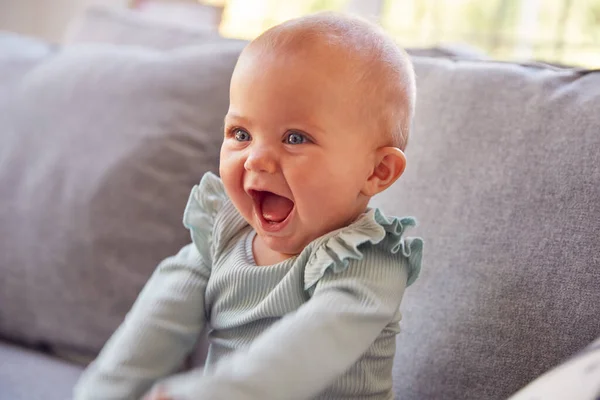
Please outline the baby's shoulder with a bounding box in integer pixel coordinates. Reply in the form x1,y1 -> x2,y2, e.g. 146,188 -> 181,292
183,172 -> 248,264
302,208 -> 424,291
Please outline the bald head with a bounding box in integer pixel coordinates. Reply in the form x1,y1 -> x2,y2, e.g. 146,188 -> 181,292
243,12 -> 416,150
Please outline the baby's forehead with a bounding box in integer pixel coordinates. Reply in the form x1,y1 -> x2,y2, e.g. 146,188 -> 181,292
250,13 -> 407,85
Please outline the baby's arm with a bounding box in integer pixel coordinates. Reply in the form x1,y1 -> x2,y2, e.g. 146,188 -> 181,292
155,251 -> 408,400
73,243 -> 210,400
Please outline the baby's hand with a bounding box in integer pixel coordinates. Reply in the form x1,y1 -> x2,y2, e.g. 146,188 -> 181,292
142,385 -> 173,400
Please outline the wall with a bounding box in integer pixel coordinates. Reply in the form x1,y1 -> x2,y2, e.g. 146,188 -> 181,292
0,0 -> 128,43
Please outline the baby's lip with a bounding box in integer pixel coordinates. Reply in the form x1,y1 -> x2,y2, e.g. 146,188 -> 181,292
245,186 -> 293,203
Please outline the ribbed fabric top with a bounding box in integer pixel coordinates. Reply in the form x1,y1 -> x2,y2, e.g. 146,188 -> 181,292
73,172 -> 423,400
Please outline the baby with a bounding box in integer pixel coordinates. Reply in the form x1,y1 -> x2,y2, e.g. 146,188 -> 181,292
74,11 -> 423,400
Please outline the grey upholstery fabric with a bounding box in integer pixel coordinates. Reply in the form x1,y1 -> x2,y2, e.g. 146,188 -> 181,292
406,44 -> 487,59
0,39 -> 246,361
371,58 -> 600,399
0,33 -> 55,140
0,32 -> 56,59
0,342 -> 82,400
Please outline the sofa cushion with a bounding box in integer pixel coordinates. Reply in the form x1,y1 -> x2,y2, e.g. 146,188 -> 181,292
0,32 -> 56,59
0,38 -> 246,361
406,44 -> 487,59
0,342 -> 82,400
372,58 -> 600,399
0,33 -> 56,131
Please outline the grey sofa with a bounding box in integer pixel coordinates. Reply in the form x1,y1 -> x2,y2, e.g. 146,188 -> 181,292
0,10 -> 599,400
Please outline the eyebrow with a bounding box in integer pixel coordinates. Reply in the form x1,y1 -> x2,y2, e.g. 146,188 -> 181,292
224,112 -> 251,126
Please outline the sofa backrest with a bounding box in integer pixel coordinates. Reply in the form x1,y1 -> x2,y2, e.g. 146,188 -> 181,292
372,57 -> 600,399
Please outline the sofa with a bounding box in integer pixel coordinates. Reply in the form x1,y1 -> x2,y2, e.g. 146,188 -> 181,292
1,7 -> 599,400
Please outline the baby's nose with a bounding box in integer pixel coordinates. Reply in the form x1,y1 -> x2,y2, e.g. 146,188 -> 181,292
244,145 -> 277,174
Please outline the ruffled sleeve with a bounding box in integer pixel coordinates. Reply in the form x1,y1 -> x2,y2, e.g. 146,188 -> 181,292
304,208 -> 423,291
182,172 -> 228,265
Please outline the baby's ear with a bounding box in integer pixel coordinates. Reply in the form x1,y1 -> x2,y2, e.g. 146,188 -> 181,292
361,147 -> 406,196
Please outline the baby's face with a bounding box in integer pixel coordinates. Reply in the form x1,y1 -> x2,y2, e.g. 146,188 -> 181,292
220,46 -> 377,257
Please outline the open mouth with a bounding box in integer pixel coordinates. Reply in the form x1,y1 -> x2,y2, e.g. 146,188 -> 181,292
249,190 -> 295,228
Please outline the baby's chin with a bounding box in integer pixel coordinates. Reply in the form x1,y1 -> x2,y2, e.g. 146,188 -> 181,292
258,219 -> 353,256
260,235 -> 307,256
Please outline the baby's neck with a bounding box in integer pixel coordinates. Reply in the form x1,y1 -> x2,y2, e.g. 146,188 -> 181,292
252,234 -> 296,266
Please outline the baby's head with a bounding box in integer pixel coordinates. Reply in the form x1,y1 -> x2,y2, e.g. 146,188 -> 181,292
220,12 -> 416,259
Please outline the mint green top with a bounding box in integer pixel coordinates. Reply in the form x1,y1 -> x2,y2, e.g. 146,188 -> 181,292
73,172 -> 423,400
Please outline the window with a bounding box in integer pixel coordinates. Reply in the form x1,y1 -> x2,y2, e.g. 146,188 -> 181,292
202,0 -> 600,67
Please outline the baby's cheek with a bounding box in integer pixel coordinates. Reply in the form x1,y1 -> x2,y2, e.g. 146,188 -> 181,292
303,186 -> 344,222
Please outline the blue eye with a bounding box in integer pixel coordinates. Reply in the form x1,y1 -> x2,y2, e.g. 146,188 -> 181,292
286,132 -> 307,145
234,129 -> 251,142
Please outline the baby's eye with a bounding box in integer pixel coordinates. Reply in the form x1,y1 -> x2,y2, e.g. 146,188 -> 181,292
234,129 -> 251,142
285,132 -> 307,145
